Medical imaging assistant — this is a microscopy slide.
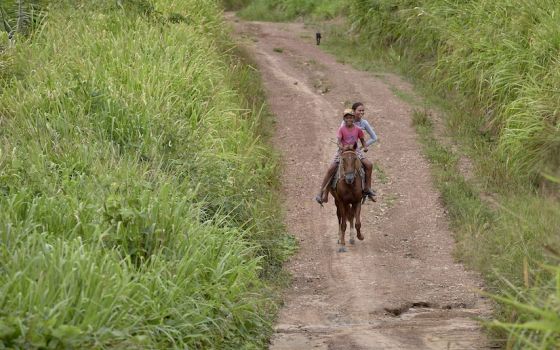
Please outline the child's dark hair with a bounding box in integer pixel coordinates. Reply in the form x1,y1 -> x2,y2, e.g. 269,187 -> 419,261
351,102 -> 364,111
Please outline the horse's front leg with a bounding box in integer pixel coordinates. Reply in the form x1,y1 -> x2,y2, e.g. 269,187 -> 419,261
335,198 -> 342,243
338,204 -> 348,252
348,207 -> 356,245
355,201 -> 364,240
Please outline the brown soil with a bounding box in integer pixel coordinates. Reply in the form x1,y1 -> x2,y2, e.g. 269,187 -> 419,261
228,15 -> 495,350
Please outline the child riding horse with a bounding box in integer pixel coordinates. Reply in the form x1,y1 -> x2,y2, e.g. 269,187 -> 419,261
315,108 -> 375,205
332,144 -> 365,251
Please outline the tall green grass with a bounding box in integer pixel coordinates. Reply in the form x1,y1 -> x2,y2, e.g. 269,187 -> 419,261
239,0 -> 348,21
0,0 -> 292,348
222,0 -> 252,11
490,261 -> 560,349
349,0 -> 560,187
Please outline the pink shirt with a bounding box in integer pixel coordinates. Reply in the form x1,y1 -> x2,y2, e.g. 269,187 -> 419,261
337,125 -> 364,147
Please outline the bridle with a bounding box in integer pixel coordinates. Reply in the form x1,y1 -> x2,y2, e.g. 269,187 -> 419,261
338,149 -> 360,185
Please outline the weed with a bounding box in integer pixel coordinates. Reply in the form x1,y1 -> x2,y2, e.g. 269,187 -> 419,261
412,109 -> 433,130
391,86 -> 419,106
238,0 -> 347,21
384,193 -> 399,208
373,163 -> 388,184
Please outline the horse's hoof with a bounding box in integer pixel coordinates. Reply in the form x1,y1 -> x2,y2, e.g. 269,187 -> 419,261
314,195 -> 324,207
349,238 -> 355,245
357,232 -> 364,240
338,246 -> 347,253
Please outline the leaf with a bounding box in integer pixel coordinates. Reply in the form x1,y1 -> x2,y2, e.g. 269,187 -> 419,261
133,335 -> 149,344
28,331 -> 47,348
52,325 -> 82,340
0,320 -> 17,340
517,320 -> 560,332
110,329 -> 126,338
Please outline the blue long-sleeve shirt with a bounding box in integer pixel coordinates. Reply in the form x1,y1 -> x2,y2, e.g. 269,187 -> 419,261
340,119 -> 378,146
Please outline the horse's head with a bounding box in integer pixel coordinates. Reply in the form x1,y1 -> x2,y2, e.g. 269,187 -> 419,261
339,145 -> 360,185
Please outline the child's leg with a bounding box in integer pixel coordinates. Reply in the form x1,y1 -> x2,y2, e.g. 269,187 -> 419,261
316,162 -> 338,204
361,158 -> 375,198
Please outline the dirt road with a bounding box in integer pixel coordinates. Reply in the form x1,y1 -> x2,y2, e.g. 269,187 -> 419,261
229,16 -> 494,350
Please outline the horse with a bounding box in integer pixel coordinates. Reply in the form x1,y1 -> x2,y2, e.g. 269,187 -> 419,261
330,145 -> 365,252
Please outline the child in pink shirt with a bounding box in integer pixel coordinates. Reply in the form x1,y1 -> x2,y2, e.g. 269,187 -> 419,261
315,109 -> 375,204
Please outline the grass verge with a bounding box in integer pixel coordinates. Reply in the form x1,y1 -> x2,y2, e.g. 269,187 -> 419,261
317,22 -> 560,348
0,0 -> 295,348
238,0 -> 348,22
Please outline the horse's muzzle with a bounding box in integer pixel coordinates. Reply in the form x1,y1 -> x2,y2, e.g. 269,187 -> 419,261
344,172 -> 355,184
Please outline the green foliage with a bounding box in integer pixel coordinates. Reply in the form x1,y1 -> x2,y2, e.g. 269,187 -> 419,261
490,262 -> 560,349
239,0 -> 348,21
0,0 -> 47,37
349,0 -> 560,186
411,108 -> 433,129
221,0 -> 252,11
0,0 -> 293,348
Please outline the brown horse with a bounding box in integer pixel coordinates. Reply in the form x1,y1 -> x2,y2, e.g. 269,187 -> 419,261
330,145 -> 365,252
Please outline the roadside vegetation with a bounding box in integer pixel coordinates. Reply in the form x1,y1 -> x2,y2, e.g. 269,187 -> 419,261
0,0 -> 293,348
239,0 -> 347,21
238,0 -> 560,348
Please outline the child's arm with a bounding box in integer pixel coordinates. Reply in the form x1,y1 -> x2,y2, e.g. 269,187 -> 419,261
363,120 -> 378,146
336,127 -> 344,149
337,137 -> 344,150
360,136 -> 368,152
